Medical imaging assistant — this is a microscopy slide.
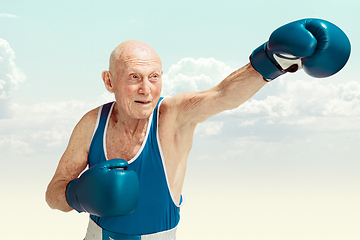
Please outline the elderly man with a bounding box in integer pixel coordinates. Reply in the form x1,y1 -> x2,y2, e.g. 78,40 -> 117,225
46,19 -> 350,240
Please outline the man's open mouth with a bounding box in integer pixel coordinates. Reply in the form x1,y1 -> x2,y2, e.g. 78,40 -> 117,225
135,100 -> 151,104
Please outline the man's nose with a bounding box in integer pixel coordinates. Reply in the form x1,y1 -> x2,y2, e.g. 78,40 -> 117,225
139,78 -> 151,94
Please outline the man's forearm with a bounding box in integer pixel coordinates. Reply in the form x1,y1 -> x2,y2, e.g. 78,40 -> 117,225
216,63 -> 267,111
46,179 -> 73,212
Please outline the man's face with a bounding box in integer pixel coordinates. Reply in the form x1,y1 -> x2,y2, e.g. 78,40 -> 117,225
110,47 -> 162,120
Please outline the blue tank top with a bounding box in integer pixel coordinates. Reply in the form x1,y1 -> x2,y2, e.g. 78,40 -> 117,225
87,98 -> 182,235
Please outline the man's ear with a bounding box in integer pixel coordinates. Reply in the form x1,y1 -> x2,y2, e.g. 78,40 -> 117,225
102,70 -> 114,93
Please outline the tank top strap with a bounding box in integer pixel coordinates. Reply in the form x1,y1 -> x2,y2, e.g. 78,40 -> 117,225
88,101 -> 114,167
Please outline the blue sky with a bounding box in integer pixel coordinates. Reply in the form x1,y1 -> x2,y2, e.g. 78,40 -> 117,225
1,0 -> 360,239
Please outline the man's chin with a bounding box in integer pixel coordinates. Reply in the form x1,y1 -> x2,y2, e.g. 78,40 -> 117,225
131,109 -> 155,120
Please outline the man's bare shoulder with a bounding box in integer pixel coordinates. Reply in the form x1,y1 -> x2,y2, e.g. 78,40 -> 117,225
79,106 -> 100,126
159,96 -> 187,122
159,97 -> 175,113
159,95 -> 199,134
160,92 -> 201,116
66,106 -> 101,149
160,90 -> 214,126
74,107 -> 100,133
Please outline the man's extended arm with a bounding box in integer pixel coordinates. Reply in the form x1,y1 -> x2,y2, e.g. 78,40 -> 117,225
168,63 -> 266,125
168,18 -> 351,126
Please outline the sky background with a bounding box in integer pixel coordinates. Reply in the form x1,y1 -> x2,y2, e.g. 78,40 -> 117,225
1,0 -> 359,239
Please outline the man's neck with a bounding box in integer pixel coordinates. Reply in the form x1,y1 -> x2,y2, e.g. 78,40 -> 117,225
111,102 -> 150,136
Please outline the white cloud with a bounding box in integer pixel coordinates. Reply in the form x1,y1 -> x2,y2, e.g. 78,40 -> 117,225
162,57 -> 234,96
0,135 -> 33,155
0,39 -> 26,117
0,13 -> 17,18
187,73 -> 360,165
195,121 -> 224,137
226,77 -> 360,131
0,89 -> 116,156
0,100 -> 97,157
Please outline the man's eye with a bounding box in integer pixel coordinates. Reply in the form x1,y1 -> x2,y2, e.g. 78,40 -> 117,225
131,75 -> 138,79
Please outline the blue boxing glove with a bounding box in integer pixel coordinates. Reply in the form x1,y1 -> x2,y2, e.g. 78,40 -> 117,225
250,18 -> 351,81
65,159 -> 139,217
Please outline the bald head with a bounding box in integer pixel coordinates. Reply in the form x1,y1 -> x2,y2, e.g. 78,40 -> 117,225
109,40 -> 162,73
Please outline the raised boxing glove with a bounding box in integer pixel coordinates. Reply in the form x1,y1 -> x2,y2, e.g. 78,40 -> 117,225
250,18 -> 351,81
65,159 -> 139,217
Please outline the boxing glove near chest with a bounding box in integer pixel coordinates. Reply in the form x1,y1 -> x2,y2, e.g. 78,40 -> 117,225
66,159 -> 139,217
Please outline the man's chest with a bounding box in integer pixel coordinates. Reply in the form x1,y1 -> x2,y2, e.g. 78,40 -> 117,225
105,128 -> 146,161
